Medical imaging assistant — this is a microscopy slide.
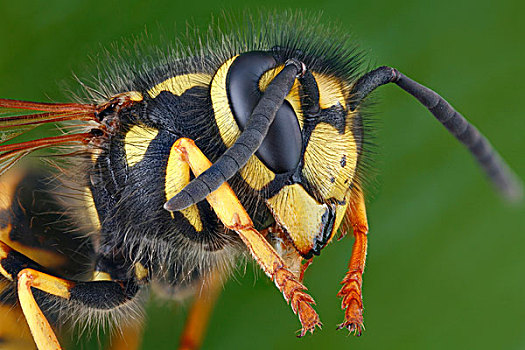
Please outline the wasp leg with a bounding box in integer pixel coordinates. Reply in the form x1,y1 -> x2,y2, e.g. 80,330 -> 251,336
178,270 -> 222,350
0,241 -> 140,350
167,138 -> 321,336
337,187 -> 368,336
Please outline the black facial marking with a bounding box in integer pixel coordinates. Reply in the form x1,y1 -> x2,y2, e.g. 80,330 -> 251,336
316,104 -> 347,134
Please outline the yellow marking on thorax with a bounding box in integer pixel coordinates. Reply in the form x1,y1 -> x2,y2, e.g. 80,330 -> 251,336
124,126 -> 159,167
312,72 -> 347,109
147,73 -> 212,98
81,188 -> 101,231
210,56 -> 275,191
92,271 -> 112,281
166,145 -> 203,231
302,119 -> 358,202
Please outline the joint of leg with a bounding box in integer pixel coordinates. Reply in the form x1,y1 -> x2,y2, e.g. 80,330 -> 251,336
342,270 -> 363,283
352,223 -> 368,235
174,137 -> 196,150
17,269 -> 35,287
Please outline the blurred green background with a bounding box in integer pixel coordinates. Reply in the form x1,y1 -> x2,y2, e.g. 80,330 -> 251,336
1,0 -> 524,349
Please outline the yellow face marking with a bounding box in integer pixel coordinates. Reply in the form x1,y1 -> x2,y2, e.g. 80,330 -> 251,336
266,184 -> 331,256
259,65 -> 303,129
147,73 -> 212,98
302,120 -> 358,202
211,56 -> 275,190
124,126 -> 159,167
166,144 -> 204,232
312,72 -> 347,109
238,156 -> 276,191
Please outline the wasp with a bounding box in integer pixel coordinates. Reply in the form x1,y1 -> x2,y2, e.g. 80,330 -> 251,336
0,12 -> 521,350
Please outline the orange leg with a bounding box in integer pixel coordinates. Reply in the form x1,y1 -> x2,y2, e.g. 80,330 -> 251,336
168,138 -> 321,336
178,271 -> 222,350
337,187 -> 368,335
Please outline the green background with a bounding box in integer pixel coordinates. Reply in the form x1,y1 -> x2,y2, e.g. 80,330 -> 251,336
1,1 -> 524,349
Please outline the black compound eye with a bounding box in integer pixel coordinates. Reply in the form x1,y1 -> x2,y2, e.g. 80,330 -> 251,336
226,51 -> 302,174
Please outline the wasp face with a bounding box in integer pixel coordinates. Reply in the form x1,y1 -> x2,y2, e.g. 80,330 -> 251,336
211,50 -> 362,258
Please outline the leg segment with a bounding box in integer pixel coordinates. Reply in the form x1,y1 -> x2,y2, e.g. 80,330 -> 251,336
337,187 -> 369,335
0,241 -> 140,350
178,271 -> 222,350
167,138 -> 321,336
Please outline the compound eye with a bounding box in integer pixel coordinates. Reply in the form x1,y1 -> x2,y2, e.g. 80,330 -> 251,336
226,51 -> 302,174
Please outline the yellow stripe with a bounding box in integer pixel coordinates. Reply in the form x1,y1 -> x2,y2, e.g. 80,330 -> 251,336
124,126 -> 159,167
81,188 -> 101,231
147,73 -> 212,98
210,56 -> 275,190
